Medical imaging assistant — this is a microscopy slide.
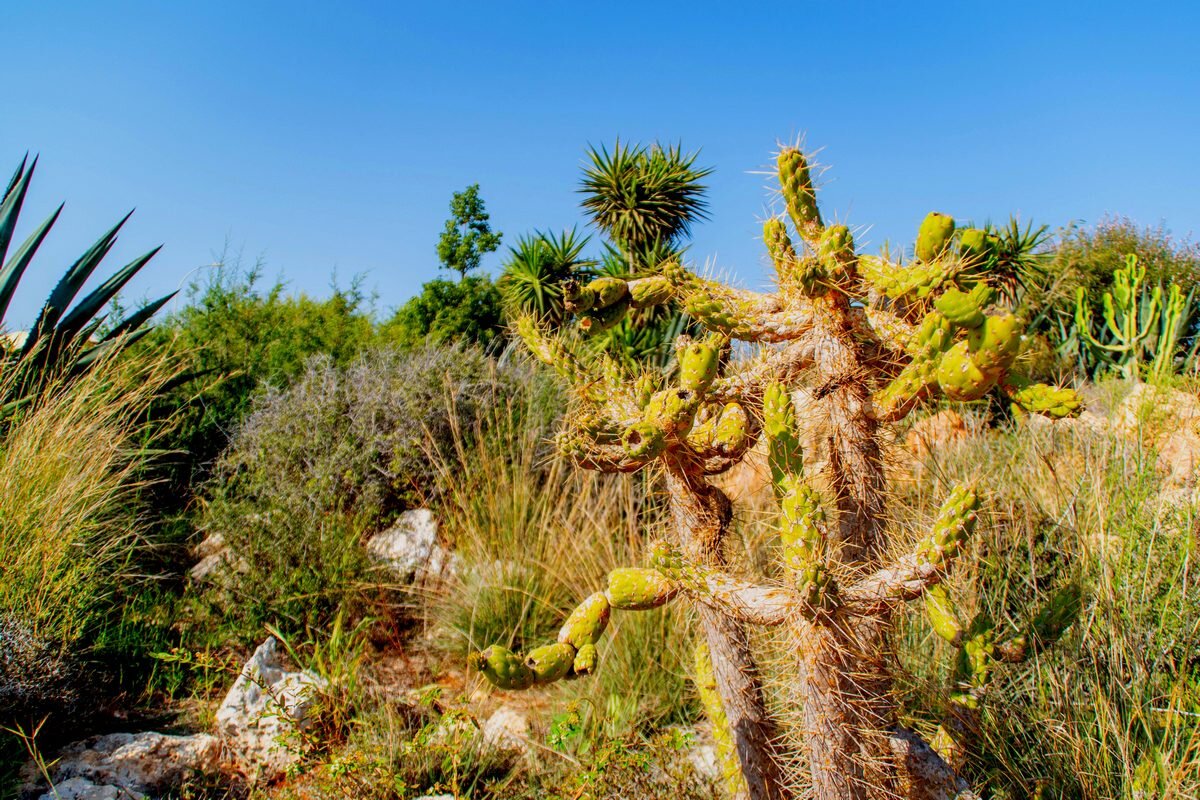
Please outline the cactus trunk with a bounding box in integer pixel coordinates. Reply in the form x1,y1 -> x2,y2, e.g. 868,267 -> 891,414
664,462 -> 789,800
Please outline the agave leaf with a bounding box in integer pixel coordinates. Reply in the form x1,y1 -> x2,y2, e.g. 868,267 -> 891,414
0,204 -> 62,325
57,245 -> 162,339
0,156 -> 35,268
100,291 -> 176,342
73,327 -> 152,372
22,210 -> 133,356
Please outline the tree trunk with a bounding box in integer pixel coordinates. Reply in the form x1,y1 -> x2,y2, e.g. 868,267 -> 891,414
665,461 -> 790,800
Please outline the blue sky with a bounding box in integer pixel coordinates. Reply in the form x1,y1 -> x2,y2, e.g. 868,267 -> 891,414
4,1 -> 1198,326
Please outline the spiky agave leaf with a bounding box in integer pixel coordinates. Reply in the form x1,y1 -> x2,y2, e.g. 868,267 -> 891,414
499,228 -> 595,324
579,140 -> 711,254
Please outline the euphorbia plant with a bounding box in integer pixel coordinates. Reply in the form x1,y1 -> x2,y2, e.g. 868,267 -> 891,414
470,143 -> 1082,800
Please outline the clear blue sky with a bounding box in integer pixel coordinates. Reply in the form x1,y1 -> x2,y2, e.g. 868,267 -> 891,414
4,1 -> 1198,326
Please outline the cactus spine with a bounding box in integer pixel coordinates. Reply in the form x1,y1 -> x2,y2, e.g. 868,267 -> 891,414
473,143 -> 1083,800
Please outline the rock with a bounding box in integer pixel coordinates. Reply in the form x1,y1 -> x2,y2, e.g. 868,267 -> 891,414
688,742 -> 720,781
366,509 -> 457,581
1113,384 -> 1200,486
30,732 -> 219,799
189,531 -> 249,581
215,637 -> 326,782
480,706 -> 529,752
905,409 -> 969,460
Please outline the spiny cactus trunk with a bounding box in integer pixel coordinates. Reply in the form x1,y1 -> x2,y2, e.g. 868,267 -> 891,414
664,462 -> 789,800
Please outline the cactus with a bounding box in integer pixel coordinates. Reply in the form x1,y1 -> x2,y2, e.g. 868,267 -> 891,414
472,144 -> 1084,800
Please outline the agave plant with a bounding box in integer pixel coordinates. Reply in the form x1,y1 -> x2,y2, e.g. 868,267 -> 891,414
0,156 -> 173,409
498,228 -> 594,325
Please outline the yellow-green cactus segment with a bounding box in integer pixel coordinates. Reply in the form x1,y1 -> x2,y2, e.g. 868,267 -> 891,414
628,275 -> 673,308
858,254 -> 960,300
778,479 -> 825,568
469,644 -> 535,690
816,224 -> 855,285
873,311 -> 953,419
917,484 -> 980,568
525,642 -> 577,684
587,276 -> 629,309
633,372 -> 660,409
934,283 -> 994,330
644,388 -> 699,436
562,278 -> 597,313
797,562 -> 840,615
966,313 -> 1022,373
606,567 -> 678,610
572,643 -> 598,675
936,340 -> 993,401
777,147 -> 823,236
677,335 -> 723,393
1003,379 -> 1083,419
557,592 -> 612,648
578,295 -> 630,334
694,641 -> 747,800
764,217 -> 797,277
916,212 -> 956,262
515,315 -> 583,380
763,381 -> 803,494
1027,581 -> 1083,649
924,584 -> 965,645
712,402 -> 749,452
951,621 -> 997,708
621,420 -> 668,459
957,227 -> 997,266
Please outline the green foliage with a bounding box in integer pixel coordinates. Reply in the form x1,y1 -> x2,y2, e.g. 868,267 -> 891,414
437,184 -> 503,280
188,344 -> 536,642
499,228 -> 595,324
144,257 -> 378,494
0,155 -> 171,413
383,275 -> 506,350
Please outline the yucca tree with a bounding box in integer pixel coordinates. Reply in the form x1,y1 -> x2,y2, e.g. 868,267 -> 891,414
498,228 -> 595,325
0,156 -> 173,410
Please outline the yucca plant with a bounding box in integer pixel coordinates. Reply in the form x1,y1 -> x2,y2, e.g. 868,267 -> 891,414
499,228 -> 595,325
0,156 -> 174,411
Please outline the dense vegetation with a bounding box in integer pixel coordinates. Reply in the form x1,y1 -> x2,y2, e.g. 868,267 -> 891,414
2,147 -> 1198,799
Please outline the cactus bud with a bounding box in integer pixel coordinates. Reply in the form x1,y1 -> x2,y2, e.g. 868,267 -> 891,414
677,336 -> 723,393
525,642 -> 577,684
628,275 -> 673,308
606,567 -> 677,610
778,148 -> 822,233
936,341 -> 994,401
966,313 -> 1022,373
470,645 -> 535,690
934,283 -> 994,330
916,212 -> 956,261
572,643 -> 598,676
557,592 -> 611,648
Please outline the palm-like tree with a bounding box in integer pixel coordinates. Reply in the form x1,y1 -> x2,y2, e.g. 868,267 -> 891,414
498,228 -> 595,325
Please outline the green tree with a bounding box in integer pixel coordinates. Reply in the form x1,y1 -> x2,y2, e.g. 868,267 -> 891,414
382,275 -> 505,349
436,184 -> 503,280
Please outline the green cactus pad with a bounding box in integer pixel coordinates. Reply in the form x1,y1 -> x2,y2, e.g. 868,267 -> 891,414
966,313 -> 1022,373
817,224 -> 855,280
924,584 -> 964,645
957,227 -> 996,266
525,642 -> 577,684
763,381 -> 804,491
628,275 -> 673,308
764,217 -> 797,274
678,337 -> 722,393
470,645 -> 535,690
934,283 -> 994,330
578,295 -> 630,334
779,480 -> 824,570
937,341 -> 994,401
587,276 -> 629,309
1005,381 -> 1083,419
572,643 -> 598,675
607,567 -> 677,610
562,278 -> 597,313
917,484 -> 979,566
644,388 -> 699,435
916,212 -> 956,261
798,562 -> 840,615
712,403 -> 749,452
558,592 -> 612,648
777,148 -> 822,233
622,420 -> 668,459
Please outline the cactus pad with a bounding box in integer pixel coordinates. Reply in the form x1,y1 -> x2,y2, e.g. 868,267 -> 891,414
558,592 -> 612,648
916,212 -> 956,261
572,643 -> 598,675
917,484 -> 980,567
525,642 -> 577,684
628,275 -> 673,308
777,148 -> 822,233
607,567 -> 677,610
678,336 -> 723,393
470,645 -> 536,690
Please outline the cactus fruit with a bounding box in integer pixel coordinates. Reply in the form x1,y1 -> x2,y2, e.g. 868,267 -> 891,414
588,276 -> 629,309
470,645 -> 535,690
924,584 -> 964,645
628,275 -> 674,308
966,313 -> 1022,373
557,592 -> 612,648
777,148 -> 822,233
525,642 -> 577,684
916,212 -> 956,261
934,283 -> 994,330
689,402 -> 750,455
606,567 -> 677,610
917,485 -> 979,567
1005,380 -> 1083,419
643,388 -> 699,437
572,643 -> 598,675
579,295 -> 630,334
936,341 -> 993,401
678,336 -> 723,393
622,420 -> 668,459
563,278 -> 597,313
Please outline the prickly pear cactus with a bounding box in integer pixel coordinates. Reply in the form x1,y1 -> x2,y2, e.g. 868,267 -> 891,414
470,142 -> 1084,800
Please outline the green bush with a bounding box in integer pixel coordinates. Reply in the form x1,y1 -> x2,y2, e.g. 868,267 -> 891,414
187,343 -> 547,642
380,275 -> 506,350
